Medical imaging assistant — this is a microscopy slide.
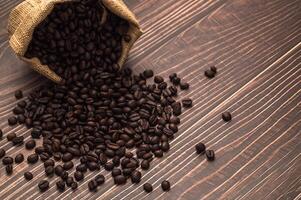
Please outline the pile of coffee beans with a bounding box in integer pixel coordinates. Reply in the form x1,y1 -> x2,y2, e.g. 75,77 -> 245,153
0,0 -> 223,195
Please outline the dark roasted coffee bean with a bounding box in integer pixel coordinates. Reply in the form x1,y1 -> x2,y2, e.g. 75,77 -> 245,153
141,160 -> 150,170
161,142 -> 170,152
87,161 -> 100,171
169,124 -> 178,133
27,154 -> 39,164
38,180 -> 49,192
44,159 -> 55,168
74,171 -> 84,181
7,132 -> 16,141
182,98 -> 193,108
56,180 -> 65,192
61,171 -> 69,180
6,165 -> 13,175
76,164 -> 87,172
104,162 -> 114,171
31,128 -> 41,139
172,77 -> 181,85
66,177 -> 74,187
143,183 -> 153,193
2,156 -> 13,165
131,170 -> 141,183
71,182 -> 78,190
154,76 -> 164,83
55,165 -> 64,176
112,168 -> 122,177
62,153 -> 73,162
222,112 -> 232,122
15,153 -> 24,163
25,139 -> 36,150
195,143 -> 206,154
180,82 -> 189,90
204,69 -> 215,78
45,166 -> 54,176
206,150 -> 215,161
12,136 -> 24,146
161,180 -> 171,191
154,150 -> 163,157
95,174 -> 105,185
15,90 -> 23,99
0,148 -> 6,159
17,114 -> 25,124
13,106 -> 24,115
169,73 -> 177,81
125,152 -> 133,158
24,172 -> 33,180
8,116 -> 18,126
35,146 -> 44,154
143,69 -> 154,78
172,102 -> 182,116
114,175 -> 126,185
63,161 -> 74,170
210,66 -> 217,73
88,180 -> 97,191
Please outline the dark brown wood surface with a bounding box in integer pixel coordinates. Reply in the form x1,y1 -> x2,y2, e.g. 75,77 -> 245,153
0,0 -> 300,199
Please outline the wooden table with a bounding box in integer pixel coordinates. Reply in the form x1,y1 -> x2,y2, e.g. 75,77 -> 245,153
0,0 -> 300,199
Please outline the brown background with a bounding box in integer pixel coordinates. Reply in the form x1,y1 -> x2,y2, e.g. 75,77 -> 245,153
0,0 -> 301,199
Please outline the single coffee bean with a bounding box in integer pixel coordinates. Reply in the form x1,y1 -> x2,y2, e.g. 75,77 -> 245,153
6,164 -> 13,175
62,152 -> 73,162
180,82 -> 189,90
2,156 -> 13,165
44,159 -> 55,168
71,182 -> 78,190
114,175 -> 126,185
63,161 -> 74,170
56,180 -> 65,192
25,139 -> 36,150
55,165 -> 64,176
143,69 -> 154,78
13,106 -> 24,115
141,160 -> 150,170
161,142 -> 170,152
76,164 -> 87,172
17,114 -> 26,124
182,98 -> 193,108
161,180 -> 171,191
95,174 -> 105,185
15,153 -> 24,163
222,112 -> 232,122
66,177 -> 74,187
169,73 -> 177,81
15,90 -> 23,99
88,180 -> 97,192
111,168 -> 122,177
131,170 -> 141,183
206,150 -> 215,161
24,172 -> 33,180
172,77 -> 181,85
0,148 -> 6,159
27,153 -> 39,164
8,116 -> 18,126
104,162 -> 114,171
74,171 -> 84,181
17,100 -> 26,108
31,128 -> 41,139
210,66 -> 217,73
61,171 -> 69,180
38,180 -> 49,192
45,166 -> 54,176
195,143 -> 206,154
12,136 -> 24,146
143,183 -> 153,193
204,69 -> 215,78
7,132 -> 16,141
154,76 -> 164,84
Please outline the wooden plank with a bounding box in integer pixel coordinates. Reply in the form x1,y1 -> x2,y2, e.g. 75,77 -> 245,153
0,0 -> 300,199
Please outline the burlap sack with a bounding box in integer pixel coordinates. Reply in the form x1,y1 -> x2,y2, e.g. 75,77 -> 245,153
8,0 -> 143,83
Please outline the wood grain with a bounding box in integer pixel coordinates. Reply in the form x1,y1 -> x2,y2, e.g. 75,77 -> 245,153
0,0 -> 300,199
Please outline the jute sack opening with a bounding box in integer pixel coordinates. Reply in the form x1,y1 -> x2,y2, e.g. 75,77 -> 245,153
8,0 -> 143,83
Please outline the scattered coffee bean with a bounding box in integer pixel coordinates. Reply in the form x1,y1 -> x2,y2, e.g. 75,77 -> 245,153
222,112 -> 232,122
169,73 -> 177,81
38,180 -> 49,192
63,161 -> 74,170
195,143 -> 206,154
0,148 -> 6,159
88,180 -> 97,192
27,154 -> 39,164
172,77 -> 181,85
95,174 -> 105,185
66,177 -> 74,187
206,150 -> 215,161
12,136 -> 24,146
54,165 -> 64,176
180,82 -> 189,90
45,166 -> 54,176
143,183 -> 153,193
210,66 -> 217,73
204,69 -> 215,78
15,90 -> 23,99
143,69 -> 154,78
71,182 -> 78,190
56,180 -> 65,192
161,180 -> 171,191
2,156 -> 13,165
74,171 -> 84,181
15,153 -> 24,163
24,172 -> 33,180
104,162 -> 114,171
7,132 -> 16,141
25,139 -> 36,150
6,164 -> 13,175
182,98 -> 193,108
44,159 -> 55,168
131,170 -> 141,183
8,116 -> 17,126
112,168 -> 122,177
114,175 -> 126,185
141,160 -> 150,170
154,76 -> 164,83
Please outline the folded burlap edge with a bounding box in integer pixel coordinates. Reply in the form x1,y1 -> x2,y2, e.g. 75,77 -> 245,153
8,0 -> 143,84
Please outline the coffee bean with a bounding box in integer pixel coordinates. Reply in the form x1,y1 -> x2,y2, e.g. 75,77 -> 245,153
24,172 -> 33,180
180,82 -> 189,90
95,174 -> 105,185
172,77 -> 181,85
35,146 -> 44,154
62,153 -> 73,162
31,128 -> 41,139
25,139 -> 36,150
169,116 -> 180,124
88,180 -> 97,191
206,150 -> 215,161
15,153 -> 24,163
7,132 -> 16,141
169,73 -> 177,81
38,180 -> 49,192
161,180 -> 171,191
13,106 -> 24,115
131,170 -> 141,183
12,136 -> 24,146
17,114 -> 25,124
222,112 -> 232,122
210,66 -> 217,73
2,156 -> 13,165
6,165 -> 13,175
195,143 -> 206,154
143,183 -> 153,193
0,148 -> 6,159
76,164 -> 87,172
87,161 -> 100,171
112,168 -> 122,177
45,166 -> 54,176
61,171 -> 69,180
15,90 -> 23,99
71,182 -> 78,190
182,98 -> 193,108
8,116 -> 17,126
114,175 -> 126,185
63,161 -> 74,170
204,69 -> 215,78
123,35 -> 131,42
104,162 -> 114,171
56,180 -> 65,192
44,159 -> 55,168
74,171 -> 84,181
172,102 -> 182,116
141,160 -> 150,170
66,177 -> 74,187
55,165 -> 64,176
17,100 -> 26,108
143,69 -> 154,78
154,76 -> 164,84
161,142 -> 170,152
27,154 -> 39,164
